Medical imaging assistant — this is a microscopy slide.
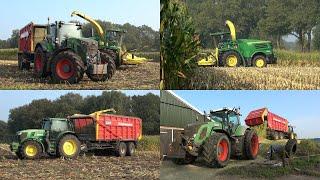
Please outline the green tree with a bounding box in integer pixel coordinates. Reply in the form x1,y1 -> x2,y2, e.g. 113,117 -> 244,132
312,25 -> 320,50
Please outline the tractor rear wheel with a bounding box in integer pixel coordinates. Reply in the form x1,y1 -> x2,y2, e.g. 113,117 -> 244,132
243,129 -> 259,160
126,142 -> 136,156
57,135 -> 80,159
253,55 -> 267,68
285,139 -> 297,158
172,152 -> 196,165
34,47 -> 47,78
87,53 -> 116,82
20,141 -> 42,159
222,51 -> 240,67
203,133 -> 231,168
51,51 -> 84,84
115,142 -> 127,157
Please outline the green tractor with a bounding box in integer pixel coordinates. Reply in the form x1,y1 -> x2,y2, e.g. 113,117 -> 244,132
198,20 -> 277,68
168,107 -> 259,168
34,21 -> 116,83
10,118 -> 81,159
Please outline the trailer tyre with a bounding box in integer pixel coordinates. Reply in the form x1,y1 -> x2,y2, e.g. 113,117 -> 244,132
285,139 -> 297,158
222,51 -> 241,67
58,135 -> 80,159
126,142 -> 135,156
253,55 -> 267,68
51,51 -> 84,84
86,53 -> 116,82
34,47 -> 47,78
243,129 -> 259,160
203,133 -> 231,168
115,142 -> 127,157
20,141 -> 42,160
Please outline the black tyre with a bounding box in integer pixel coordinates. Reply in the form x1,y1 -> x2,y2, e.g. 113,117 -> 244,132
126,142 -> 136,156
51,51 -> 84,84
222,51 -> 241,67
285,139 -> 297,158
34,46 -> 47,77
20,141 -> 42,160
279,132 -> 284,139
105,49 -> 121,68
253,55 -> 267,68
243,129 -> 259,160
87,53 -> 116,82
273,132 -> 279,140
115,142 -> 127,157
172,152 -> 196,165
57,135 -> 81,159
202,133 -> 231,168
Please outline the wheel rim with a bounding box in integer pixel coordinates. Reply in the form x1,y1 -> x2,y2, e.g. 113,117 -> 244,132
63,140 -> 77,156
227,55 -> 238,67
35,53 -> 42,72
251,134 -> 259,156
25,144 -> 37,157
120,144 -> 125,154
217,139 -> 229,161
255,59 -> 265,68
56,59 -> 74,80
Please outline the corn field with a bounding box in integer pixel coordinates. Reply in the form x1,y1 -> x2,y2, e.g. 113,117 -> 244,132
191,67 -> 320,90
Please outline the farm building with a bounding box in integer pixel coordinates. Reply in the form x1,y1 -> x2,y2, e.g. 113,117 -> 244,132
160,90 -> 207,157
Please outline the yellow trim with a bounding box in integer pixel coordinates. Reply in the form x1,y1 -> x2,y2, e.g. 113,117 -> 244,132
71,11 -> 105,40
255,58 -> 265,68
25,144 -> 37,157
62,139 -> 77,156
225,20 -> 236,41
226,55 -> 238,67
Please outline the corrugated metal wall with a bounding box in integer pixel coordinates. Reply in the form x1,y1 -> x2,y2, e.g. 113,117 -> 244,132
160,90 -> 206,128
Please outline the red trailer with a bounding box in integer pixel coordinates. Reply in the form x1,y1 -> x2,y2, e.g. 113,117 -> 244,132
18,22 -> 47,70
69,110 -> 142,157
245,108 -> 296,140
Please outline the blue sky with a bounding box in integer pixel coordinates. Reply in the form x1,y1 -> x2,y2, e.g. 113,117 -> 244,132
173,90 -> 320,139
0,0 -> 160,40
0,90 -> 159,121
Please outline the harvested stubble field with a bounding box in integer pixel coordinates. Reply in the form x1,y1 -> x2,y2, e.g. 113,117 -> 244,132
0,60 -> 159,89
191,67 -> 320,90
0,136 -> 160,179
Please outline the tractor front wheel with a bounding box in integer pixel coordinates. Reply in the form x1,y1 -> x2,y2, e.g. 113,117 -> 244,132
20,141 -> 42,159
203,133 -> 231,168
243,129 -> 259,160
253,55 -> 267,68
51,51 -> 84,84
57,135 -> 81,159
115,142 -> 127,157
222,51 -> 240,67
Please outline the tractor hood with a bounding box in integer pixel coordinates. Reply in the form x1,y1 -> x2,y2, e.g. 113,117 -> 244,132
238,39 -> 271,44
16,129 -> 46,141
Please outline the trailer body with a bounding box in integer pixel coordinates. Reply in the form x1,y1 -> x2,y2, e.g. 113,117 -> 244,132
245,108 -> 295,140
19,22 -> 47,53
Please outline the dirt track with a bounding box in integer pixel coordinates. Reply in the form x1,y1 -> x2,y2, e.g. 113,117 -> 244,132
0,60 -> 159,89
0,144 -> 160,179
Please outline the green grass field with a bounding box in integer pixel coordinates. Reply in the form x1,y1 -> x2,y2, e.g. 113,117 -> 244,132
0,48 -> 18,60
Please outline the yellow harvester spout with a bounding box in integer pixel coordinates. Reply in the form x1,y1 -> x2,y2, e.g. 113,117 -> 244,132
225,20 -> 236,41
71,11 -> 105,40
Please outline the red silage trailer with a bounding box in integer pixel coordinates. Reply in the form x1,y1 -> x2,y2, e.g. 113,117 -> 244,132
69,111 -> 142,157
245,108 -> 296,140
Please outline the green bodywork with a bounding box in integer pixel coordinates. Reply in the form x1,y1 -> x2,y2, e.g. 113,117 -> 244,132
10,118 -> 75,155
210,32 -> 277,66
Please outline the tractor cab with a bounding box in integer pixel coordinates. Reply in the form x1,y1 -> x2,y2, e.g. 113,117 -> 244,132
47,21 -> 82,45
209,108 -> 241,134
210,32 -> 233,49
105,29 -> 126,48
42,118 -> 73,141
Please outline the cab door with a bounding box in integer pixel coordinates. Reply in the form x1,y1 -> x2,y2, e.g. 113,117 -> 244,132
227,112 -> 240,135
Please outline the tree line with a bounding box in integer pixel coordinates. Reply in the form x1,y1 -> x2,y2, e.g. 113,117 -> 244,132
186,0 -> 320,52
0,22 -> 160,52
0,91 -> 160,139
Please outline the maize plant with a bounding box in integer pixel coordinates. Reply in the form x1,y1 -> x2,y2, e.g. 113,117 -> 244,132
160,0 -> 199,89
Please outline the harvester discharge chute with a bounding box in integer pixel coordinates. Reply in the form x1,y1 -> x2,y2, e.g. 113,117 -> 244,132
71,11 -> 148,66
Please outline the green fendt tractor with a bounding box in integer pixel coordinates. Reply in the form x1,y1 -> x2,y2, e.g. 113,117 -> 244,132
168,108 -> 259,168
10,118 -> 80,159
198,20 -> 277,68
34,21 -> 116,83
